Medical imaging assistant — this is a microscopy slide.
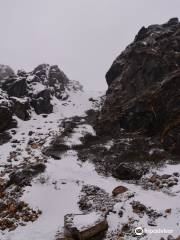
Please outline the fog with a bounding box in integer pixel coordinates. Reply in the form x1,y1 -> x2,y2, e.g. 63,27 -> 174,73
0,0 -> 180,90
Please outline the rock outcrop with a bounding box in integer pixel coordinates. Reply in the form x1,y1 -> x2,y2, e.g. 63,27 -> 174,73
0,63 -> 83,134
98,18 -> 180,155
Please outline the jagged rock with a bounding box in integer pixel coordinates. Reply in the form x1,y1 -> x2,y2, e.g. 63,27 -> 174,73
0,132 -> 12,145
0,63 -> 82,122
0,90 -> 13,132
3,78 -> 28,98
97,18 -> 180,155
17,69 -> 28,78
64,212 -> 108,240
0,105 -> 12,132
113,162 -> 146,180
11,97 -> 31,120
32,64 -> 82,100
99,20 -> 180,137
31,89 -> 53,114
0,65 -> 15,87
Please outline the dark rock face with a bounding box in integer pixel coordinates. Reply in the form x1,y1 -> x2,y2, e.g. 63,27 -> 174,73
0,90 -> 13,132
31,89 -> 53,115
98,18 -> 180,155
0,132 -> 12,145
4,78 -> 28,98
0,106 -> 12,132
11,97 -> 31,121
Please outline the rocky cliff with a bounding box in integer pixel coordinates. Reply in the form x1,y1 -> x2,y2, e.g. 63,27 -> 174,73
98,18 -> 180,155
0,64 -> 83,133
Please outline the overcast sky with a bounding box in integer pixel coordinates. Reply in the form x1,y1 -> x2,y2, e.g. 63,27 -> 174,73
0,0 -> 180,90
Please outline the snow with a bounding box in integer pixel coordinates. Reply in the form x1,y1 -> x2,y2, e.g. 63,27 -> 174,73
0,89 -> 180,240
29,82 -> 46,94
72,212 -> 103,230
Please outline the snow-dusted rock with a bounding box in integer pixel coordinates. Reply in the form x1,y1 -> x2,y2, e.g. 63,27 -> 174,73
64,212 -> 108,240
0,64 -> 15,87
31,88 -> 53,114
11,97 -> 31,120
0,63 -> 84,135
0,89 -> 13,132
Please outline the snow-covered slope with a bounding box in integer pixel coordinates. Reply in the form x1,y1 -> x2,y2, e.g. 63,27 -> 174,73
0,88 -> 179,240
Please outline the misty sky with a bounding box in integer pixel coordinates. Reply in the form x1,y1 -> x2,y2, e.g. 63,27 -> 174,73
0,0 -> 180,90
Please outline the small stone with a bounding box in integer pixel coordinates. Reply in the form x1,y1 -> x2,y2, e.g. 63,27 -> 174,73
173,172 -> 180,177
31,143 -> 39,149
118,210 -> 124,217
173,178 -> 179,182
168,181 -> 176,187
147,219 -> 157,226
28,131 -> 34,136
127,192 -> 135,199
155,180 -> 161,186
163,183 -> 168,188
149,175 -> 157,183
112,186 -> 128,196
161,174 -> 171,179
131,201 -> 146,214
11,130 -> 16,135
165,208 -> 171,214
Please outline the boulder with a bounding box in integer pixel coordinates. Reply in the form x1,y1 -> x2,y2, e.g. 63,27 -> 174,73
0,105 -> 13,132
32,63 -> 50,82
0,90 -> 13,132
113,162 -> 146,180
64,212 -> 108,240
4,78 -> 28,97
11,97 -> 31,121
31,89 -> 53,114
112,186 -> 128,196
0,132 -> 12,145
